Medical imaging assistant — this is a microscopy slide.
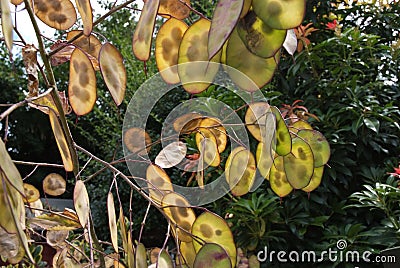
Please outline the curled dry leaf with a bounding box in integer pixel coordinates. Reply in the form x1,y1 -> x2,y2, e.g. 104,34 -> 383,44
30,90 -> 71,115
1,0 -> 13,52
49,110 -> 74,171
46,230 -> 69,248
33,0 -> 77,30
22,45 -> 39,97
75,0 -> 93,36
133,0 -> 160,61
73,180 -> 90,228
99,43 -> 127,106
155,141 -> 187,168
68,48 -> 97,116
43,173 -> 67,196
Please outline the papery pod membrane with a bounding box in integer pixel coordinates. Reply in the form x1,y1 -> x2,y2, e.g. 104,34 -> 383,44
73,180 -> 90,228
33,0 -> 77,30
199,117 -> 227,153
75,0 -> 93,36
43,173 -> 66,196
289,119 -> 313,134
173,113 -> 203,134
132,0 -> 159,61
135,243 -> 147,268
155,141 -> 187,169
68,48 -> 97,115
153,250 -> 173,268
237,11 -> 287,58
11,0 -> 24,5
302,166 -> 324,193
225,148 -> 256,196
162,192 -> 196,242
23,183 -> 40,203
29,199 -> 43,217
48,110 -> 74,171
158,0 -> 190,20
6,244 -> 25,264
194,243 -> 232,268
239,0 -> 252,18
297,129 -> 330,167
99,42 -> 127,106
226,27 -> 278,92
66,30 -> 102,59
256,142 -> 273,179
245,102 -> 271,142
0,139 -> 24,195
270,106 -> 291,156
119,209 -> 134,268
224,146 -> 246,181
195,129 -> 220,167
208,0 -> 244,59
252,0 -> 306,30
46,230 -> 69,247
1,0 -> 13,52
178,241 -> 196,267
107,192 -> 118,253
283,137 -> 314,189
155,18 -> 188,84
124,127 -> 152,155
0,226 -> 19,259
269,155 -> 293,197
146,164 -> 173,204
191,211 -> 236,267
178,18 -> 221,94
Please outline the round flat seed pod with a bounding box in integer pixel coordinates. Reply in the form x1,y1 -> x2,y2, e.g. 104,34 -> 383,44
178,18 -> 221,94
238,11 -> 287,58
43,173 -> 67,196
297,129 -> 330,167
135,243 -> 147,268
269,155 -> 293,197
99,43 -> 127,106
256,142 -> 273,179
196,129 -> 220,167
178,241 -> 196,267
33,0 -> 77,30
191,211 -> 236,267
75,0 -> 93,36
271,106 -> 291,156
66,30 -> 102,59
193,243 -> 232,268
199,117 -> 227,153
225,148 -> 256,196
162,192 -> 196,242
245,102 -> 271,142
173,113 -> 203,134
252,0 -> 306,30
158,0 -> 190,19
123,127 -> 152,155
224,146 -> 246,181
289,120 -> 313,134
68,48 -> 97,116
302,166 -> 324,193
283,137 -> 314,189
146,164 -> 174,203
156,18 -> 188,84
226,27 -> 278,92
23,183 -> 40,203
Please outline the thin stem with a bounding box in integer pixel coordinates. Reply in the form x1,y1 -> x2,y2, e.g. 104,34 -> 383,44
13,160 -> 64,168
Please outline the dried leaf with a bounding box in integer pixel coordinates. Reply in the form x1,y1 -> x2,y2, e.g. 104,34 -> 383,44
46,230 -> 69,248
283,29 -> 297,55
30,90 -> 71,115
73,180 -> 90,228
208,0 -> 243,59
99,43 -> 127,106
1,0 -> 13,52
28,210 -> 81,230
75,0 -> 93,36
22,45 -> 39,97
107,192 -> 118,253
133,0 -> 160,61
155,141 -> 187,168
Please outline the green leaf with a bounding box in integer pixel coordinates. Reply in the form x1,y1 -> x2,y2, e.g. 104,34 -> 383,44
363,117 -> 380,133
